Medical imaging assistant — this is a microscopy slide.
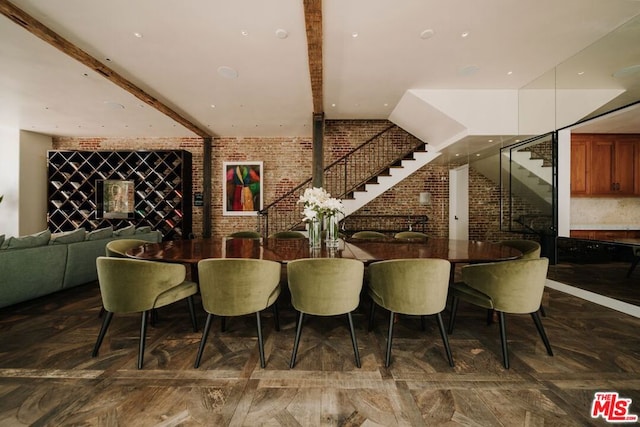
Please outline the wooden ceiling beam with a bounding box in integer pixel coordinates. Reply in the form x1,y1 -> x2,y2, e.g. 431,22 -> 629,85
303,0 -> 323,114
0,0 -> 212,138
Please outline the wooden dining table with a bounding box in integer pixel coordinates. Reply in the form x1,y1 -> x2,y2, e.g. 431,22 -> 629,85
126,236 -> 522,282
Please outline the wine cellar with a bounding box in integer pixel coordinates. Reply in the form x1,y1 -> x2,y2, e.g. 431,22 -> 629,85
47,150 -> 192,240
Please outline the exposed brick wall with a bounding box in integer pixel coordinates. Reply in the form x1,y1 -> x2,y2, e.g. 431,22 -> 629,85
53,120 -> 529,241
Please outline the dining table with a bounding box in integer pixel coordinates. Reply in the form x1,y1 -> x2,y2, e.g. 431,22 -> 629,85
126,236 -> 522,282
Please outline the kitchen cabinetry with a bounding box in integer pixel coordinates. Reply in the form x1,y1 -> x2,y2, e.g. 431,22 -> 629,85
571,134 -> 639,196
570,230 -> 640,240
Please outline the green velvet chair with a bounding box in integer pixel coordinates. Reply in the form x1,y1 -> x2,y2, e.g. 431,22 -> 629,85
268,231 -> 306,239
351,231 -> 387,240
287,258 -> 365,368
105,238 -> 150,257
499,239 -> 541,259
228,230 -> 261,239
92,257 -> 198,369
447,257 -> 553,369
367,258 -> 454,367
393,231 -> 430,241
195,258 -> 281,368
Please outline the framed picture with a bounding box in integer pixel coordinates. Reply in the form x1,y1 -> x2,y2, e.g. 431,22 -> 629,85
96,179 -> 135,219
223,161 -> 263,216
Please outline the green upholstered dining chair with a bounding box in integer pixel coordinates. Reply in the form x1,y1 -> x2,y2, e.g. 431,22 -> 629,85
499,239 -> 541,259
447,257 -> 553,369
367,259 -> 454,367
351,231 -> 387,240
194,258 -> 281,368
105,238 -> 150,257
268,231 -> 306,239
92,257 -> 198,369
393,231 -> 430,241
287,258 -> 365,368
228,230 -> 261,239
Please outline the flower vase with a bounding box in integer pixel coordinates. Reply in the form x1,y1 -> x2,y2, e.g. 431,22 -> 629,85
325,214 -> 340,248
308,217 -> 322,249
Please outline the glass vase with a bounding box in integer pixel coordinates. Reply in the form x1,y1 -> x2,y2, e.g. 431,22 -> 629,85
308,217 -> 322,249
325,213 -> 340,248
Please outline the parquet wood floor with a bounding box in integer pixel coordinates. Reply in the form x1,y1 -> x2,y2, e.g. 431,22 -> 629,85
0,264 -> 639,426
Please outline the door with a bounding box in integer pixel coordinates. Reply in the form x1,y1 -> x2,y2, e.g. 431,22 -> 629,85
449,164 -> 469,240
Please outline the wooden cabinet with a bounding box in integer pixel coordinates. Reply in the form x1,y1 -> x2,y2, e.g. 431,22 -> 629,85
571,134 -> 640,196
570,230 -> 640,240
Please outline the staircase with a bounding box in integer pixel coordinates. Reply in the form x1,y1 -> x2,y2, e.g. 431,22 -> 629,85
257,125 -> 440,237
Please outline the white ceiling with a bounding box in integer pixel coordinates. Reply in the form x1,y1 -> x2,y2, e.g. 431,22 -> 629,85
2,0 -> 640,153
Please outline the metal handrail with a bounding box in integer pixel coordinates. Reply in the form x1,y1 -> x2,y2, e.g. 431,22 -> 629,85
257,125 -> 426,237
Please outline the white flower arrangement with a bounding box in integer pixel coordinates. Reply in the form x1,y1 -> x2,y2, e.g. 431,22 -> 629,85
298,187 -> 344,222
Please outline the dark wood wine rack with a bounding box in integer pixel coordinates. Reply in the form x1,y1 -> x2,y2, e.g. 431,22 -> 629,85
47,150 -> 192,240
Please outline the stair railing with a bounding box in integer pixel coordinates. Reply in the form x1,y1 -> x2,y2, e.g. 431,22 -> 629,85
257,125 -> 426,237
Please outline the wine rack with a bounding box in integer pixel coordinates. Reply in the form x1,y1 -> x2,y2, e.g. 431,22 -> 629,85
47,150 -> 192,240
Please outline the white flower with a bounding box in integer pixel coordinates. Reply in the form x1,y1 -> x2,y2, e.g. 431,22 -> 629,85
298,187 -> 343,221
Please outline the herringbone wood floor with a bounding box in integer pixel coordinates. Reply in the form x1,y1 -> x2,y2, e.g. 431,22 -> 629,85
0,262 -> 638,426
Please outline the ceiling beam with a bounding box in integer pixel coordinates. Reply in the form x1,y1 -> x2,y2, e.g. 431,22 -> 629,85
303,0 -> 323,114
0,0 -> 212,138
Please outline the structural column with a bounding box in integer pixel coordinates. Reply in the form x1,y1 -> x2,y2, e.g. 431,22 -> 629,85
312,112 -> 324,188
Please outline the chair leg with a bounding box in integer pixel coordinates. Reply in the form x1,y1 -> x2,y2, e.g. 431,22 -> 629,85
539,305 -> 547,317
347,312 -> 361,368
98,305 -> 105,318
187,296 -> 198,332
256,312 -> 265,368
497,311 -> 509,369
368,301 -> 376,332
436,313 -> 455,367
92,311 -> 113,357
272,303 -> 280,332
531,312 -> 554,356
448,296 -> 459,334
385,311 -> 395,367
138,310 -> 149,370
194,313 -> 214,368
290,312 -> 304,368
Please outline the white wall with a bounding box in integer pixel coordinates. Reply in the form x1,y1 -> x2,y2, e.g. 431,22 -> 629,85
0,126 -> 21,237
0,128 -> 51,237
19,131 -> 51,235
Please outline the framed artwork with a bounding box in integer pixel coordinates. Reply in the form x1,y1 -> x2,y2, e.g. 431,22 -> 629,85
96,179 -> 135,219
223,161 -> 263,216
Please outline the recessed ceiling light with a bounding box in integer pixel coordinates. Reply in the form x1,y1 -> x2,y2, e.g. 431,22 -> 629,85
133,32 -> 143,38
241,30 -> 249,36
461,31 -> 470,38
210,104 -> 216,109
103,101 -> 125,109
331,103 -> 336,107
476,153 -> 481,157
383,103 -> 389,107
455,153 -> 460,157
420,29 -> 435,39
488,139 -> 493,142
217,66 -> 239,79
458,65 -> 479,76
507,71 -> 513,75
275,28 -> 288,39
577,71 -> 585,75
351,32 -> 359,38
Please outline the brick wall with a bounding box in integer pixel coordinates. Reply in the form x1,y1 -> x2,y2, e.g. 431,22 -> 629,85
53,120 -> 526,241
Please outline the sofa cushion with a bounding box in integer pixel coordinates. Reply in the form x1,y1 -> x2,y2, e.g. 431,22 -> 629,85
50,228 -> 86,245
5,230 -> 51,249
114,225 -> 135,236
87,226 -> 114,241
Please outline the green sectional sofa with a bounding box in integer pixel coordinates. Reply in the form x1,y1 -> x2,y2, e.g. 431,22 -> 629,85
0,226 -> 162,309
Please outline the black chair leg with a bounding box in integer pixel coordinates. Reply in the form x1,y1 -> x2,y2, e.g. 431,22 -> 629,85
187,296 -> 198,332
436,313 -> 454,367
92,311 -> 113,357
531,312 -> 554,356
498,311 -> 509,369
272,303 -> 280,332
539,305 -> 547,317
290,312 -> 304,368
448,296 -> 459,334
385,311 -> 395,367
368,301 -> 376,332
347,312 -> 361,368
194,313 -> 214,368
138,310 -> 148,370
256,312 -> 265,368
